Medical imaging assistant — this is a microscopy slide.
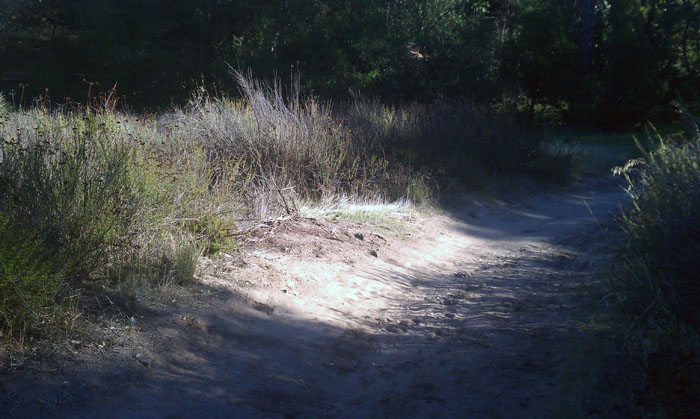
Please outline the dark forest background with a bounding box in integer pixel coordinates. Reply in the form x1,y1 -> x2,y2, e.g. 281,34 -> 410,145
1,0 -> 699,129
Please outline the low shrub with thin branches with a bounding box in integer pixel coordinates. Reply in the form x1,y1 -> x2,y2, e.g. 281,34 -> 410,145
0,108 -> 229,339
0,112 -> 139,283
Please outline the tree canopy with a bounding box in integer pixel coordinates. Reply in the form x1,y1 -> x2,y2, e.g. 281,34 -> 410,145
1,0 -> 698,128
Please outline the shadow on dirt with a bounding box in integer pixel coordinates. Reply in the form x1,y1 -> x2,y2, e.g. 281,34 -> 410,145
2,177 -> 632,418
444,177 -> 625,241
3,249 -> 625,417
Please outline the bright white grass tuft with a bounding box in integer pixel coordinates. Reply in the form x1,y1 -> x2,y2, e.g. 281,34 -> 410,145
299,195 -> 419,227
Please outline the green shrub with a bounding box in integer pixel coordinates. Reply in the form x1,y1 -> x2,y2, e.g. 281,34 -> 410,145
0,212 -> 62,341
614,134 -> 700,326
184,215 -> 237,256
0,112 -> 140,284
612,126 -> 700,416
171,242 -> 199,285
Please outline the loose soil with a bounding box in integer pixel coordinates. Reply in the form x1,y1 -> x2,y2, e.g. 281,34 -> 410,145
1,177 -> 629,418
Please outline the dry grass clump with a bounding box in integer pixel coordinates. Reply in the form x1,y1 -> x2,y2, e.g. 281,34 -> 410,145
172,72 -> 424,213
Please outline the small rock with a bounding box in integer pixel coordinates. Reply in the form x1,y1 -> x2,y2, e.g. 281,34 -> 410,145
354,232 -> 364,241
369,250 -> 378,257
135,353 -> 153,368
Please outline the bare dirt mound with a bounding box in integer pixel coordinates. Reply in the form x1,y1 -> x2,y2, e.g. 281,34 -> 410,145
1,177 -> 628,418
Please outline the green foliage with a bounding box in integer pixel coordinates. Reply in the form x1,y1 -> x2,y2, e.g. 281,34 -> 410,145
0,211 -> 61,341
1,0 -> 698,129
614,132 -> 700,324
0,113 -> 139,283
3,0 -> 697,128
503,0 -> 578,111
593,0 -> 665,127
611,124 -> 700,416
185,216 -> 237,256
404,173 -> 433,205
171,243 -> 199,285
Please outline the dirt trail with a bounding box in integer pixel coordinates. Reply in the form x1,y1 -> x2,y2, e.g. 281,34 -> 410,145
2,177 -> 627,418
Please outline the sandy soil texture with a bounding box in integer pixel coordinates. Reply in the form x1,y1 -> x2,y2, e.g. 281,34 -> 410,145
1,177 -> 629,418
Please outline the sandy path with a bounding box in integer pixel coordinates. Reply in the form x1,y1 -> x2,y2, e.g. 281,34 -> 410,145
1,177 -> 627,418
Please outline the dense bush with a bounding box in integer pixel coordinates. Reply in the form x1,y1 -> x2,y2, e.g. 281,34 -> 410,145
178,75 -> 370,200
0,112 -> 139,283
612,121 -> 700,416
0,212 -> 61,341
0,109 -> 210,337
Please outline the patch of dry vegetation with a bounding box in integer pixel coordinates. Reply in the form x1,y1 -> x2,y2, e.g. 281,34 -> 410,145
0,73 -> 573,344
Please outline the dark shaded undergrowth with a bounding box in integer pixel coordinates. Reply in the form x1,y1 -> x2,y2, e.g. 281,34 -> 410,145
609,117 -> 700,417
